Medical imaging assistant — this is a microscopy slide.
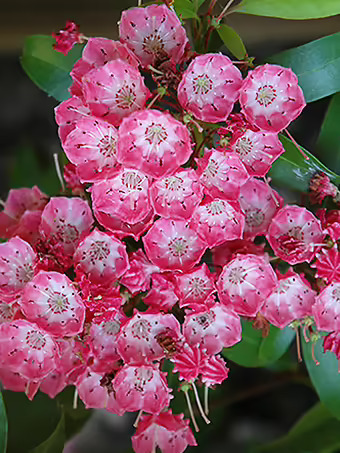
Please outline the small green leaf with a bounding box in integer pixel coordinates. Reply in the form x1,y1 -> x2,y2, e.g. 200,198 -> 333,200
21,35 -> 83,101
254,402 -> 340,453
302,336 -> 340,421
217,24 -> 247,60
0,393 -> 7,453
234,0 -> 340,19
223,320 -> 294,367
268,135 -> 340,193
316,93 -> 340,174
173,0 -> 199,19
268,33 -> 340,103
30,414 -> 65,453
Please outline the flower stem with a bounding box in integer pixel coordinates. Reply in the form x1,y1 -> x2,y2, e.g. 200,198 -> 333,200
192,381 -> 211,425
184,389 -> 200,432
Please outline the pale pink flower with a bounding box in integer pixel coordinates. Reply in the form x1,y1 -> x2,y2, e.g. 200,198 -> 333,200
313,282 -> 340,331
178,53 -> 242,123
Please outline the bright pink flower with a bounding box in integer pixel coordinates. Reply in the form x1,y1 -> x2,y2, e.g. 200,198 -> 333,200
201,354 -> 229,387
63,163 -> 85,193
0,319 -> 59,380
312,246 -> 340,283
261,271 -> 316,328
143,273 -> 179,312
267,205 -> 324,265
211,239 -> 266,272
239,177 -> 283,239
39,196 -> 94,257
39,368 -> 68,399
120,249 -> 159,295
313,282 -> 340,331
323,332 -> 340,360
20,271 -> 85,337
117,109 -> 192,179
119,4 -> 188,67
117,311 -> 181,363
112,364 -> 172,414
0,368 -> 39,400
69,58 -> 93,99
196,149 -> 249,201
150,169 -> 203,220
82,37 -> 139,68
56,337 -> 90,385
52,20 -> 84,55
239,64 -> 306,133
74,229 -> 129,286
190,198 -> 245,248
132,410 -> 197,453
171,343 -> 206,382
183,304 -> 242,354
229,129 -> 285,177
317,209 -> 340,242
0,237 -> 36,298
54,96 -> 90,143
310,172 -> 339,205
63,117 -> 120,183
82,60 -> 150,127
178,53 -> 242,123
143,218 -> 208,272
89,169 -> 151,225
217,254 -> 277,317
175,263 -> 216,309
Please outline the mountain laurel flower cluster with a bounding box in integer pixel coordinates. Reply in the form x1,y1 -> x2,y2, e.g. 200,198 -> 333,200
2,3 -> 340,453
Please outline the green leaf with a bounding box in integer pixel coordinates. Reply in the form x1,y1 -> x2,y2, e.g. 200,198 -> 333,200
254,402 -> 340,453
268,33 -> 340,103
234,0 -> 340,19
173,0 -> 199,19
30,414 -> 65,453
268,135 -> 340,193
21,35 -> 83,101
316,93 -> 340,174
302,336 -> 340,421
0,393 -> 7,453
223,320 -> 295,367
217,24 -> 247,60
4,391 -> 61,453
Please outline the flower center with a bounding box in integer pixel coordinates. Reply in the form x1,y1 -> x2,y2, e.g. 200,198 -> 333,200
193,74 -> 213,95
0,302 -> 14,322
26,330 -> 46,350
168,237 -> 189,257
121,171 -> 144,192
99,135 -> 116,158
228,266 -> 246,284
47,292 -> 70,314
279,227 -> 305,255
16,263 -> 34,285
131,319 -> 152,339
88,240 -> 110,262
145,123 -> 168,146
205,200 -> 226,216
332,287 -> 340,302
134,367 -> 153,392
256,85 -> 277,107
164,176 -> 184,192
115,84 -> 136,109
245,208 -> 265,228
143,33 -> 165,55
235,136 -> 254,157
103,320 -> 121,336
194,311 -> 215,329
188,277 -> 208,298
56,224 -> 79,244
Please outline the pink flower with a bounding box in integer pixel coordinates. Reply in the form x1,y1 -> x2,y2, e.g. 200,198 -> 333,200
143,273 -> 179,312
310,172 -> 339,205
175,263 -> 216,309
267,205 -> 324,265
54,96 -> 90,143
239,64 -> 306,133
313,282 -> 340,331
178,53 -> 242,123
143,218 -> 208,272
119,4 -> 189,68
201,354 -> 229,387
120,249 -> 159,295
312,246 -> 340,283
52,20 -> 84,56
117,109 -> 193,179
323,332 -> 340,360
132,410 -> 197,453
317,209 -> 340,242
82,38 -> 139,69
171,343 -> 206,382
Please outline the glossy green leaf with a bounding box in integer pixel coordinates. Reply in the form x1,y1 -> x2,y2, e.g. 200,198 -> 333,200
302,336 -> 340,421
21,35 -> 83,101
30,414 -> 65,453
316,93 -> 340,174
268,33 -> 340,103
0,393 -> 7,453
4,391 -> 61,453
173,0 -> 199,19
223,320 -> 294,367
234,0 -> 340,19
254,402 -> 340,453
217,24 -> 247,60
269,135 -> 340,192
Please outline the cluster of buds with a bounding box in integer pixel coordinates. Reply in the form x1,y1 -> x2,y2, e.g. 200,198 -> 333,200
1,3 -> 340,453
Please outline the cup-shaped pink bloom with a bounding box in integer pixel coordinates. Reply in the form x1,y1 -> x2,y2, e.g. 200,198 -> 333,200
196,149 -> 249,201
132,410 -> 197,453
267,205 -> 324,265
119,4 -> 188,68
183,304 -> 242,354
150,169 -> 203,219
229,129 -> 285,177
82,60 -> 150,127
262,271 -> 316,329
143,218 -> 208,272
239,177 -> 283,239
82,37 -> 139,69
117,109 -> 192,179
74,229 -> 129,286
178,53 -> 242,123
175,263 -> 216,309
313,282 -> 340,332
20,271 -> 85,337
217,254 -> 277,317
0,237 -> 36,299
55,96 -> 91,143
0,319 -> 59,380
190,198 -> 245,248
239,64 -> 306,133
113,364 -> 172,414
